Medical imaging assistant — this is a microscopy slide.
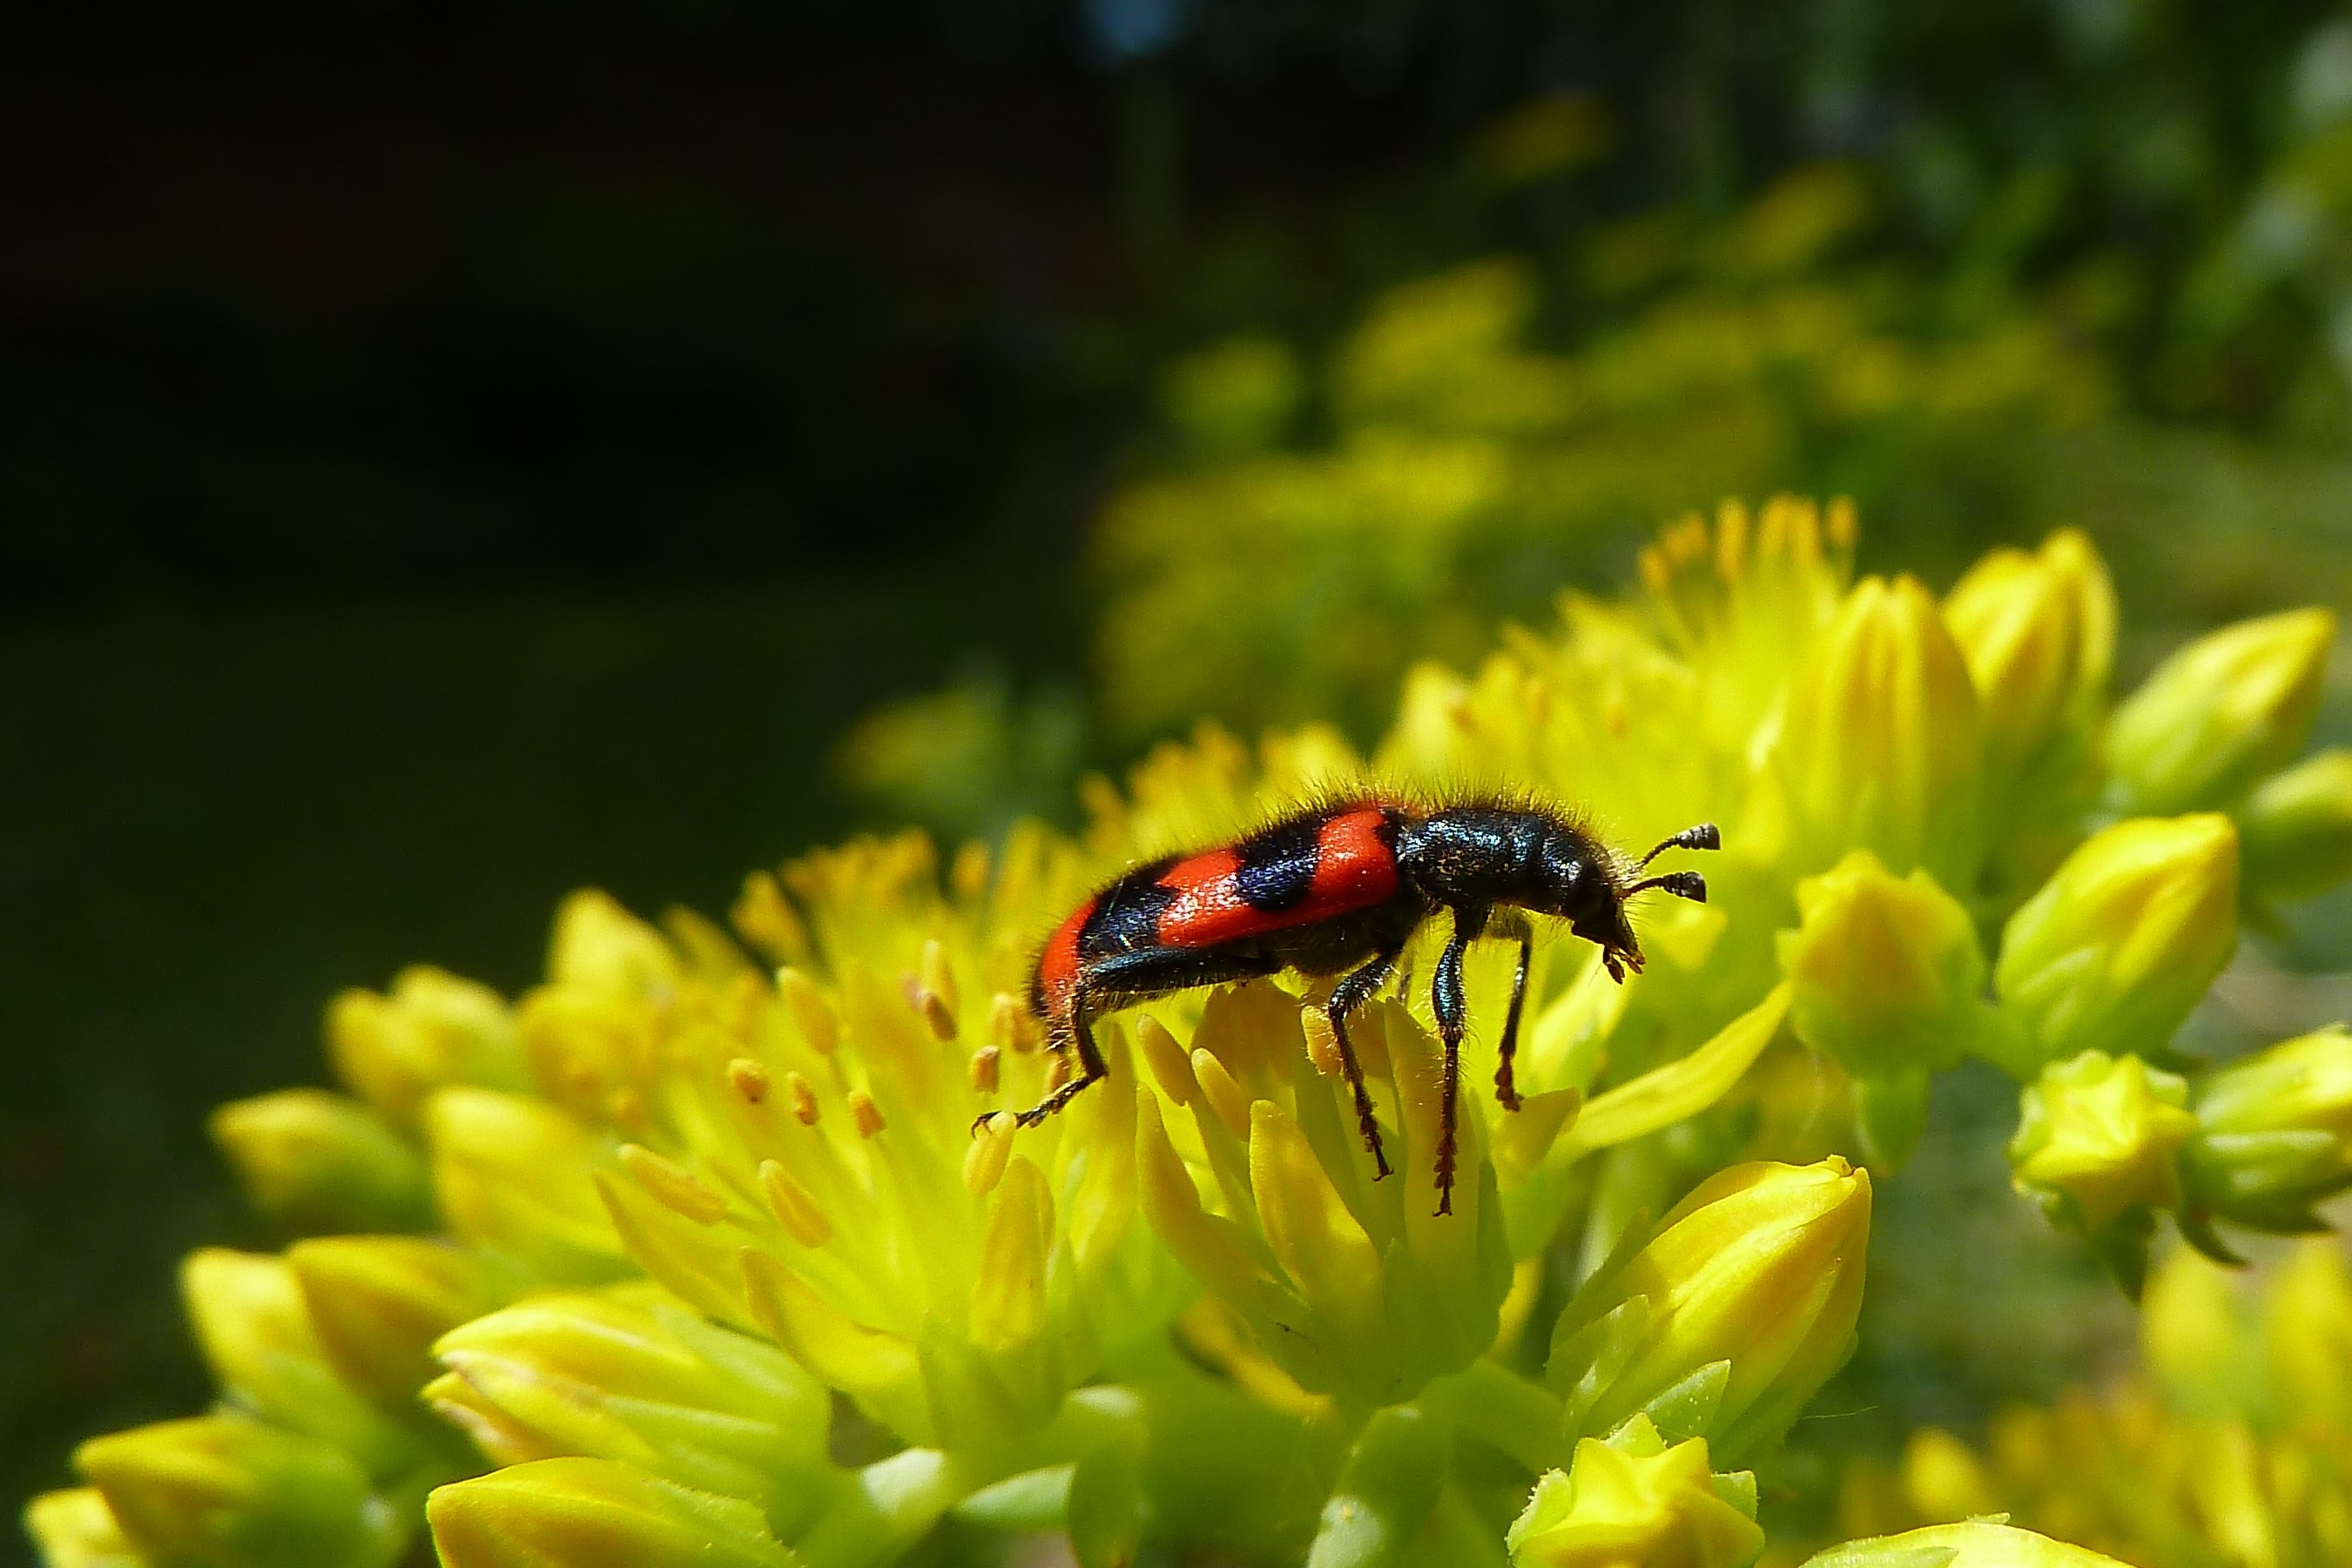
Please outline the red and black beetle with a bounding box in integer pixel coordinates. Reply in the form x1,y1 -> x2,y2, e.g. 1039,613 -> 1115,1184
987,797 -> 1717,1214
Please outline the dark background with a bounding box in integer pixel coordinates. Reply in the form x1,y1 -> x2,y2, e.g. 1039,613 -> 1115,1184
7,0 -> 2351,1546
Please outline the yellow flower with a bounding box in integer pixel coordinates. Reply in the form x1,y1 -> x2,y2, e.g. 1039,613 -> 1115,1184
2239,747 -> 2352,903
2010,1051 -> 2196,1235
1774,573 -> 1985,887
425,1282 -> 833,1537
2106,607 -> 2337,814
327,965 -> 525,1127
75,1415 -> 403,1568
2186,1024 -> 2352,1230
208,1089 -> 432,1235
1991,815 -> 2239,1075
1944,528 -> 2116,777
421,1087 -> 629,1289
285,1235 -> 488,1405
1507,1415 -> 1764,1568
428,1457 -> 797,1568
180,1248 -> 419,1477
1804,1521 -> 2133,1567
1547,1158 -> 1871,1462
21,1489 -> 139,1568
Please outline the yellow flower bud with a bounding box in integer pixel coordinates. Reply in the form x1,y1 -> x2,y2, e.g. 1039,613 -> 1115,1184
1548,1158 -> 1871,1462
180,1248 -> 413,1474
1991,815 -> 2238,1075
1776,574 -> 1985,886
286,1235 -> 487,1404
327,966 -> 523,1127
76,1415 -> 403,1568
2239,748 -> 2352,902
421,1087 -> 628,1285
209,1089 -> 433,1235
2010,1051 -> 2196,1235
2185,1024 -> 2352,1230
428,1284 -> 830,1530
1944,528 -> 2116,772
21,1488 -> 137,1568
427,1457 -> 796,1568
1506,1415 -> 1764,1568
1778,850 -> 1986,1081
1805,1522 -> 2134,1568
2107,607 -> 2336,814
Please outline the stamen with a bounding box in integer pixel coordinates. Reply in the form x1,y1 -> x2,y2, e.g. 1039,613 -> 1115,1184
846,1090 -> 886,1139
968,1045 -> 1001,1094
785,1071 -> 820,1126
727,1058 -> 771,1105
778,968 -> 839,1056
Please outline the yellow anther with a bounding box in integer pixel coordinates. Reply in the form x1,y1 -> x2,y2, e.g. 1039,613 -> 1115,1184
963,1112 -> 1017,1197
920,939 -> 960,1017
727,1057 -> 771,1105
968,1045 -> 1001,1094
847,1090 -> 886,1139
785,1072 -> 819,1126
618,1143 -> 726,1226
989,992 -> 1023,1052
1044,1054 -> 1072,1095
916,989 -> 958,1043
778,967 -> 839,1056
758,1159 -> 832,1247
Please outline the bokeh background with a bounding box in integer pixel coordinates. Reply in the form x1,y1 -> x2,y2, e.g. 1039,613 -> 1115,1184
7,0 -> 2352,1554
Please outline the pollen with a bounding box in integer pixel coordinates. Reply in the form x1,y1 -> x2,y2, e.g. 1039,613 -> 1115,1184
967,1045 -> 1001,1094
846,1089 -> 886,1139
726,1057 -> 771,1105
785,1071 -> 820,1126
1301,1009 -> 1344,1077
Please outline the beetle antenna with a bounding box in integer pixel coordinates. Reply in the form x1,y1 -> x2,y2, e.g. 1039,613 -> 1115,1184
1623,870 -> 1707,903
1638,822 -> 1721,867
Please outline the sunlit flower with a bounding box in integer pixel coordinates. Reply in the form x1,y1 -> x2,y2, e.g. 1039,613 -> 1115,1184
2106,607 -> 2336,815
1991,815 -> 2240,1076
1507,1415 -> 1764,1568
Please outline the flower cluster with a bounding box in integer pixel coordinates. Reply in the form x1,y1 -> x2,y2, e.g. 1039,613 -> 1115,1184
1836,1242 -> 2352,1568
27,498 -> 2349,1568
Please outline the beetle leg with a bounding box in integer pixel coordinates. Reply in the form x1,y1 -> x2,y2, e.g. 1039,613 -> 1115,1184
1428,904 -> 1489,1216
1010,986 -> 1108,1128
1327,945 -> 1405,1179
1490,911 -> 1534,1113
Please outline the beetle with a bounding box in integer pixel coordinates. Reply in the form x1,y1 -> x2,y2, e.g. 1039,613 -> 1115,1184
983,797 -> 1718,1214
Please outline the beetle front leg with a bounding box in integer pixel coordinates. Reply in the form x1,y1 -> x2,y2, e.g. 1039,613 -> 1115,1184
1427,904 -> 1487,1216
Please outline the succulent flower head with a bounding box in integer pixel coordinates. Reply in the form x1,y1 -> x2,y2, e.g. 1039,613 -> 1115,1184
1992,815 -> 2239,1075
1943,528 -> 2116,779
2106,607 -> 2336,815
2185,1024 -> 2352,1231
2010,1051 -> 2197,1242
74,1416 -> 404,1568
1506,1415 -> 1765,1568
427,1457 -> 797,1568
208,1089 -> 433,1236
1547,1157 -> 1871,1463
1775,574 -> 1985,889
2238,748 -> 2352,904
